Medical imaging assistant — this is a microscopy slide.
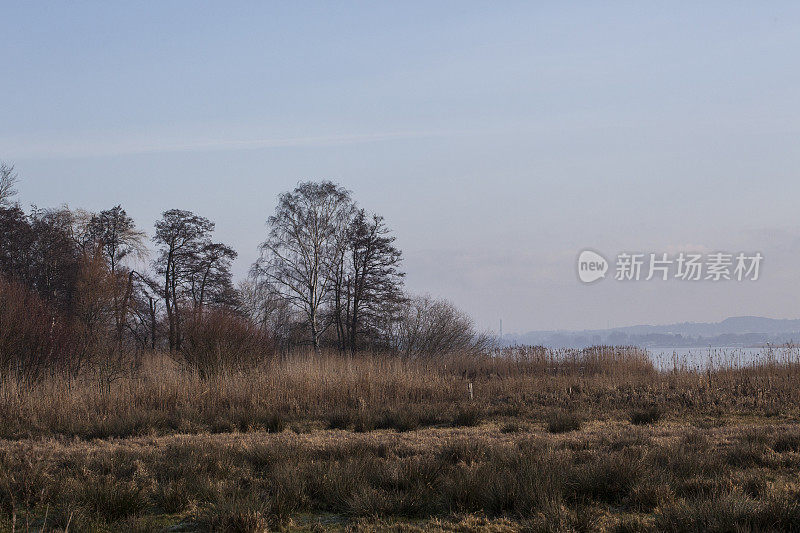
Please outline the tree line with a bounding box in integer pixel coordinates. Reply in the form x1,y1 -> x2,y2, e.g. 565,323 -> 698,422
0,163 -> 487,380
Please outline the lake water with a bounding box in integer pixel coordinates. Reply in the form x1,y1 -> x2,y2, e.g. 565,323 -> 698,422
646,345 -> 800,371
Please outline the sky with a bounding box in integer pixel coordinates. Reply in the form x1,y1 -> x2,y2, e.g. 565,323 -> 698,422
2,2 -> 800,333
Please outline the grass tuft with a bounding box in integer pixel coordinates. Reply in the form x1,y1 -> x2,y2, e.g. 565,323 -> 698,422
629,406 -> 662,425
545,410 -> 582,433
452,405 -> 482,427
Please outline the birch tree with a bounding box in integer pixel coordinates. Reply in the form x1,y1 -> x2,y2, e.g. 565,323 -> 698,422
254,181 -> 354,350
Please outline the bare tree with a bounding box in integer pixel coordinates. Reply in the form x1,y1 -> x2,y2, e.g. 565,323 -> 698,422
253,181 -> 354,350
0,204 -> 33,282
0,204 -> 90,376
126,271 -> 162,351
238,279 -> 291,329
154,209 -> 215,351
154,209 -> 237,351
390,295 -> 490,357
26,207 -> 82,311
338,209 -> 405,353
87,206 -> 147,348
87,206 -> 147,277
187,241 -> 237,317
0,163 -> 18,207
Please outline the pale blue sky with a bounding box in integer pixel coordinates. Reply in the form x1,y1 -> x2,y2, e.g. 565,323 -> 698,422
3,3 -> 800,332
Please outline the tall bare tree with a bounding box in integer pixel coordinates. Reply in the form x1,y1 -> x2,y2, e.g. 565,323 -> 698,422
187,241 -> 238,317
126,271 -> 161,351
27,207 -> 82,311
254,181 -> 354,350
154,209 -> 214,351
154,209 -> 237,351
0,203 -> 83,313
87,206 -> 147,348
88,206 -> 146,277
337,210 -> 405,353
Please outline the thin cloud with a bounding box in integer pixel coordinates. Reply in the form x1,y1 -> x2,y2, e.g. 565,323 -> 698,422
3,129 -> 462,160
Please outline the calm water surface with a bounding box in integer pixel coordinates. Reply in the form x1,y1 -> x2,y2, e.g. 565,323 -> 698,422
647,345 -> 800,371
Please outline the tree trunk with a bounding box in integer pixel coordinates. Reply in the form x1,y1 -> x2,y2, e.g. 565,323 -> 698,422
164,264 -> 174,352
311,308 -> 319,351
149,297 -> 157,350
350,296 -> 359,355
171,263 -> 181,351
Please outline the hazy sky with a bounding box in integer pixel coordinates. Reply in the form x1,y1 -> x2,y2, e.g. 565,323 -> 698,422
3,3 -> 800,333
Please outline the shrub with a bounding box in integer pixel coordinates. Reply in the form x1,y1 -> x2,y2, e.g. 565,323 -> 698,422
391,296 -> 491,357
181,310 -> 275,379
0,277 -> 80,381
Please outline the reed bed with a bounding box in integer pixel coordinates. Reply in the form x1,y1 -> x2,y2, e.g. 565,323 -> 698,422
1,346 -> 799,440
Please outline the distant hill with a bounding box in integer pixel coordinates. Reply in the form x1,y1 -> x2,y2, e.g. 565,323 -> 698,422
500,316 -> 800,349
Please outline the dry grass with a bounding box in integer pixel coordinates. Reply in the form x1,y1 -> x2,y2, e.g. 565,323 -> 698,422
1,346 -> 800,530
2,421 -> 800,531
2,346 -> 799,441
545,410 -> 582,433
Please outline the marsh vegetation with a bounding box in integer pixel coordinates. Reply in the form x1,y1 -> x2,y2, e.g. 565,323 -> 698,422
2,347 -> 800,531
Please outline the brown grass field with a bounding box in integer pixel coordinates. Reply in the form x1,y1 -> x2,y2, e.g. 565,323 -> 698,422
2,346 -> 800,531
